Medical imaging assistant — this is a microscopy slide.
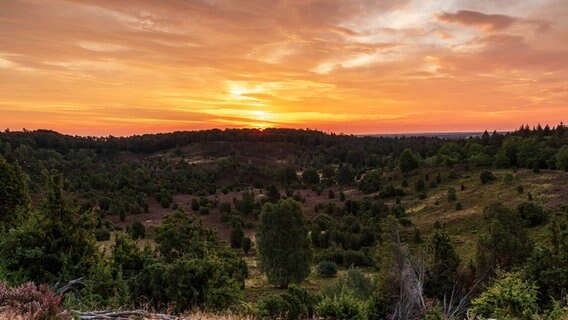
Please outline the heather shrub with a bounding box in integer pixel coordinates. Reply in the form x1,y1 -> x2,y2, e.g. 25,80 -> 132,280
0,281 -> 63,320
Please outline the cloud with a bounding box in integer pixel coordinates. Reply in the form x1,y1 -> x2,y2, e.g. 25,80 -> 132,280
0,0 -> 566,134
436,10 -> 517,32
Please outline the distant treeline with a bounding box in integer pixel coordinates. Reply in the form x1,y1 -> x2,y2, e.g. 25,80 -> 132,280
1,124 -> 567,169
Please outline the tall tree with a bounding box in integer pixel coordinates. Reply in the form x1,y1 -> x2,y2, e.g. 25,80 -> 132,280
426,225 -> 461,299
257,199 -> 312,288
0,156 -> 29,231
0,174 -> 98,283
399,148 -> 419,172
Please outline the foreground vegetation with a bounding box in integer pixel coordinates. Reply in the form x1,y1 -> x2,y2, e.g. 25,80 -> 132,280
0,124 -> 567,319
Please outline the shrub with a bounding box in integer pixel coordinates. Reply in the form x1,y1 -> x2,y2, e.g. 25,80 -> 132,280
339,191 -> 345,201
471,271 -> 538,319
129,203 -> 142,214
358,170 -> 382,194
219,202 -> 231,214
94,227 -> 111,241
230,225 -> 244,249
502,172 -> 514,184
328,190 -> 335,199
0,282 -> 63,320
316,295 -> 366,320
256,295 -> 291,319
517,202 -> 548,227
447,186 -> 457,202
199,206 -> 210,215
480,170 -> 496,184
160,197 -> 171,209
98,197 -> 112,211
242,237 -> 252,254
343,250 -> 369,267
455,202 -> 462,211
191,198 -> 200,211
517,185 -> 524,194
256,285 -> 320,320
127,220 -> 145,239
318,248 -> 344,265
317,261 -> 338,277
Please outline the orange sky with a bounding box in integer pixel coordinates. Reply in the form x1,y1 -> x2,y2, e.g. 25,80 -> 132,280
1,0 -> 567,135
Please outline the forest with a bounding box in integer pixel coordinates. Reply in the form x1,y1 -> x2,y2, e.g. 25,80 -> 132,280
0,124 -> 567,319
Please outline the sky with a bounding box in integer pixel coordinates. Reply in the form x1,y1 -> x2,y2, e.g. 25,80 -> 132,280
1,0 -> 567,136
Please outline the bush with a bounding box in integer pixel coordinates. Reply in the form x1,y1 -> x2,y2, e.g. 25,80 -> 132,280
191,198 -> 200,211
127,220 -> 145,239
0,282 -> 63,320
517,185 -> 524,194
230,225 -> 244,248
517,202 -> 548,227
414,179 -> 425,192
219,202 -> 231,214
129,203 -> 142,214
242,237 -> 252,254
199,206 -> 210,215
455,202 -> 462,211
328,190 -> 335,199
358,170 -> 382,194
98,197 -> 112,211
318,248 -> 344,265
256,295 -> 291,319
316,295 -> 366,320
480,170 -> 496,184
471,271 -> 538,319
343,250 -> 369,267
317,261 -> 338,277
502,172 -> 514,184
447,186 -> 457,202
160,197 -> 171,209
256,285 -> 320,320
94,227 -> 111,241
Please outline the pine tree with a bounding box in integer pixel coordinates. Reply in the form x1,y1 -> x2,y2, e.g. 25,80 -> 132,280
257,199 -> 312,288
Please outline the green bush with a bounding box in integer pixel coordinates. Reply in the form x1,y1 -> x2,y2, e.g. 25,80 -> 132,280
517,202 -> 548,227
191,198 -> 200,211
480,170 -> 496,184
316,295 -> 366,320
317,248 -> 344,265
256,295 -> 291,319
230,225 -> 244,248
256,285 -> 320,320
447,186 -> 457,202
317,260 -> 338,277
127,220 -> 145,239
472,271 -> 538,319
242,237 -> 252,254
199,206 -> 210,215
94,227 -> 111,241
343,250 -> 369,267
455,202 -> 462,211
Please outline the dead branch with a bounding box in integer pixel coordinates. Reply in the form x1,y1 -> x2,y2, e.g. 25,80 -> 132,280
73,309 -> 190,320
